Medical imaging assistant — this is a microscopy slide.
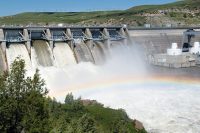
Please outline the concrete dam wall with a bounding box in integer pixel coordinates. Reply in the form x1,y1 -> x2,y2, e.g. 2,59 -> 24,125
129,28 -> 200,68
0,26 -> 130,71
129,28 -> 200,54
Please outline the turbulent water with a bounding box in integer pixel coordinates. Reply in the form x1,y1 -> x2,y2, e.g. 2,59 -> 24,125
110,40 -> 124,48
53,42 -> 76,67
74,79 -> 200,133
32,44 -> 200,133
2,40 -> 199,133
73,42 -> 94,63
90,42 -> 105,64
32,40 -> 54,67
6,44 -> 31,70
0,27 -> 199,132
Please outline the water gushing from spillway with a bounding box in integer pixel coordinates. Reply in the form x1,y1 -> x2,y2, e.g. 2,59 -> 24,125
90,42 -> 106,64
5,40 -> 200,133
32,40 -> 54,67
73,41 -> 94,63
6,44 -> 31,70
53,42 -> 76,67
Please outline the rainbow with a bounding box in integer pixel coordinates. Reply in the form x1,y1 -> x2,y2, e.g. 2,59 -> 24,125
50,74 -> 200,98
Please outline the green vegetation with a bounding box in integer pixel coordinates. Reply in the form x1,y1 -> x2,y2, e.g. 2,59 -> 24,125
0,0 -> 200,26
0,58 -> 146,133
0,58 -> 49,132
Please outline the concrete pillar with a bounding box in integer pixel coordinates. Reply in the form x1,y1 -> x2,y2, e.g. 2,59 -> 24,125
46,28 -> 51,40
0,29 -> 4,40
66,28 -> 74,49
120,27 -> 128,45
84,28 -> 96,64
1,42 -> 6,54
124,28 -> 132,44
23,29 -> 29,40
46,28 -> 54,49
66,28 -> 72,38
23,29 -> 31,54
103,28 -> 111,49
85,28 -> 92,38
0,29 -> 6,53
103,28 -> 109,38
85,28 -> 93,48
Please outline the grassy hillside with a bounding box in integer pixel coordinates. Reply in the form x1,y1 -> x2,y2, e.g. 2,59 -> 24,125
0,0 -> 200,27
48,96 -> 147,133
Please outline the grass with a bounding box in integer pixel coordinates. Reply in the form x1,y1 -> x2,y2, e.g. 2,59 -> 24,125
0,0 -> 199,26
0,11 -> 122,25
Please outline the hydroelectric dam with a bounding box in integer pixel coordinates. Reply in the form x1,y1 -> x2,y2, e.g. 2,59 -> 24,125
0,26 -> 130,71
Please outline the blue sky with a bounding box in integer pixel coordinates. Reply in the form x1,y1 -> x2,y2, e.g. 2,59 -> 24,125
0,0 -> 176,16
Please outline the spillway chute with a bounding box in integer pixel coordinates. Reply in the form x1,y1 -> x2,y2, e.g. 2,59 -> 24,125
32,40 -> 54,67
88,41 -> 106,65
85,28 -> 112,64
53,42 -> 76,67
70,28 -> 95,63
73,41 -> 95,63
6,43 -> 31,70
0,26 -> 131,70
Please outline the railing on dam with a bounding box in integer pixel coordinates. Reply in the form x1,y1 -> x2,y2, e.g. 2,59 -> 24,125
30,30 -> 46,40
71,28 -> 84,39
52,32 -> 65,41
50,29 -> 67,41
107,28 -> 125,41
4,29 -> 24,43
90,28 -> 104,41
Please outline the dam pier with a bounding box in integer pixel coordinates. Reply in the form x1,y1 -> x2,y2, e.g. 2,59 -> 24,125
0,26 -> 130,71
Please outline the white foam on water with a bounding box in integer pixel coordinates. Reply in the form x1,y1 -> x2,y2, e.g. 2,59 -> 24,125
73,84 -> 200,133
26,44 -> 200,133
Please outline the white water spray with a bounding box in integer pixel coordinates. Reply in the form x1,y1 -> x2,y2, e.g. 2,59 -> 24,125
26,43 -> 200,133
6,44 -> 31,70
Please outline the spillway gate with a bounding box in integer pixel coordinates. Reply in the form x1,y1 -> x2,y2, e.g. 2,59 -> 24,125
0,26 -> 131,70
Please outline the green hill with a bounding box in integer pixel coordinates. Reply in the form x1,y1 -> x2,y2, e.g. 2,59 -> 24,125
0,0 -> 200,27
